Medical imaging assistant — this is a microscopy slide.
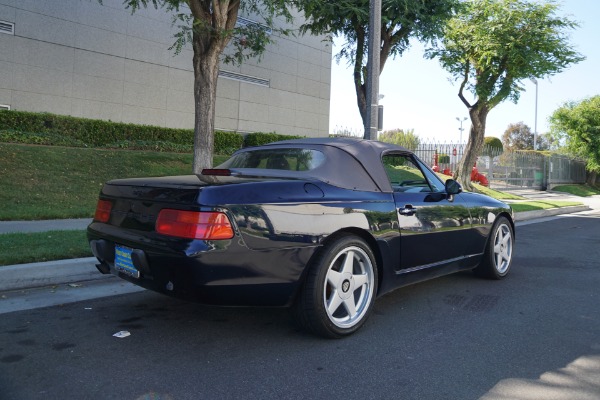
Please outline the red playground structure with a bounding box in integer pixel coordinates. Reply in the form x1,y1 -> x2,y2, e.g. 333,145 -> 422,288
431,151 -> 489,187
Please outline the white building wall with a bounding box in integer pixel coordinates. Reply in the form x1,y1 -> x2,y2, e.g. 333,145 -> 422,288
0,0 -> 331,137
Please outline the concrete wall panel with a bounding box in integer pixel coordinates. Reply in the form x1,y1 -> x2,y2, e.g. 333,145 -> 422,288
0,0 -> 331,136
123,81 -> 167,109
216,97 -> 240,121
297,77 -> 321,98
13,37 -> 74,73
72,74 -> 123,103
0,88 -> 11,107
214,116 -> 239,132
13,64 -> 72,97
122,104 -> 166,127
270,71 -> 297,92
216,77 -> 240,100
268,105 -> 295,127
0,34 -> 14,62
124,59 -> 168,88
166,110 -> 194,130
166,89 -> 194,113
74,24 -> 127,58
167,68 -> 194,93
239,83 -> 270,106
75,1 -> 128,34
168,49 -> 193,70
15,9 -> 76,47
127,14 -> 173,45
239,101 -> 268,123
11,91 -> 72,115
74,50 -> 124,82
0,3 -> 15,21
13,0 -> 79,21
126,35 -> 169,66
0,60 -> 14,90
71,99 -> 123,122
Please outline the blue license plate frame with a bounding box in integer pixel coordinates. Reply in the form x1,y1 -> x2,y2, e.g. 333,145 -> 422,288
115,245 -> 140,279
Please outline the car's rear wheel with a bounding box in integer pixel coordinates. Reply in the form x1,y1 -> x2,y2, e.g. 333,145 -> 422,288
294,234 -> 377,338
474,216 -> 514,279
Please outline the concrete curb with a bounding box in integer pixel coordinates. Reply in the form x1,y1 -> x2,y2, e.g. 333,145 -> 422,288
514,205 -> 591,221
0,206 -> 593,293
0,257 -> 111,292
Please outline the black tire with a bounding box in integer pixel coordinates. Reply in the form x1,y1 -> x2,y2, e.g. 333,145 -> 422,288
294,234 -> 378,338
474,216 -> 514,279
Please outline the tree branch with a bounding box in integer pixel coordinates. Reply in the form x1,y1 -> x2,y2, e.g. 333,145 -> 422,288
458,63 -> 472,108
188,0 -> 205,19
488,75 -> 513,109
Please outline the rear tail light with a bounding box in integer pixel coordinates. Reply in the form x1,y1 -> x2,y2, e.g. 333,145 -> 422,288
94,199 -> 112,223
156,210 -> 234,240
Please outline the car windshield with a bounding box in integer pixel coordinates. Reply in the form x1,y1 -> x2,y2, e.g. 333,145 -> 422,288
218,148 -> 326,172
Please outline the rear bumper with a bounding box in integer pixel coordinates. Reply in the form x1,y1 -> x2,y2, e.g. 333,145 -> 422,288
87,226 -> 316,307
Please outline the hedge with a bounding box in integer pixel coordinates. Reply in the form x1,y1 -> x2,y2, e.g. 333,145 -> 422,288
244,132 -> 303,147
0,110 -> 193,146
0,110 -> 302,155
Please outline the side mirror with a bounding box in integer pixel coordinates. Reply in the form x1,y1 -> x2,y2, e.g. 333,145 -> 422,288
445,179 -> 463,195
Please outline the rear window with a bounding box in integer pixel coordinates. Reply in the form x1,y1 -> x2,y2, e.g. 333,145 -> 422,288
218,148 -> 326,171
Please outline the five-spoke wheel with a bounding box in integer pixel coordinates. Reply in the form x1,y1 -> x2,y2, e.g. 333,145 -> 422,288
294,234 -> 377,338
474,216 -> 514,279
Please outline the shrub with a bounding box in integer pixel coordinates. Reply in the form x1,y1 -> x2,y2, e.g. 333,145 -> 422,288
438,153 -> 450,164
483,136 -> 503,157
0,110 -> 303,155
214,131 -> 244,155
244,132 -> 303,147
0,110 -> 193,146
0,129 -> 88,147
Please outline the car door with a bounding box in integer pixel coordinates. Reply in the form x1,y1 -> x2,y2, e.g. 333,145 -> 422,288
383,153 -> 472,271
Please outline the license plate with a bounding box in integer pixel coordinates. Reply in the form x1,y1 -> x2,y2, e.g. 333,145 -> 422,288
115,245 -> 140,279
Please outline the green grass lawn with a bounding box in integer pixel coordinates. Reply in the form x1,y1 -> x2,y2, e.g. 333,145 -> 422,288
551,184 -> 600,197
472,184 -> 525,200
0,143 -> 585,266
0,143 -> 228,220
0,230 -> 91,266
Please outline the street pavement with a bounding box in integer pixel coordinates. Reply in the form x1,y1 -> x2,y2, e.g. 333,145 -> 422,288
1,208 -> 599,400
0,190 -> 597,298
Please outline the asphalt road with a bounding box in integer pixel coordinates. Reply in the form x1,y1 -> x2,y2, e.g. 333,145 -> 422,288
1,212 -> 599,400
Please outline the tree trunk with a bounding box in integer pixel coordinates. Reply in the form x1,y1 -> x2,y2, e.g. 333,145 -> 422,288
353,26 -> 368,133
191,33 -> 221,174
587,170 -> 598,186
455,105 -> 489,191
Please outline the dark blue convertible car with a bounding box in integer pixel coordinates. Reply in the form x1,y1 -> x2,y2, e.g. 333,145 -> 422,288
88,138 -> 515,338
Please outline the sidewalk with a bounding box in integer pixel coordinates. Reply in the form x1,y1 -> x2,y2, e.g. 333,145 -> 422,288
506,189 -> 597,221
0,218 -> 92,234
0,190 -> 598,293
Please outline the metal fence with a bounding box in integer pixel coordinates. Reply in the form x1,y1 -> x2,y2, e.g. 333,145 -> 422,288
414,142 -> 587,190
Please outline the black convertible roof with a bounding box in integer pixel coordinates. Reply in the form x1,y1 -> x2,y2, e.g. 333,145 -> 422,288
259,137 -> 412,192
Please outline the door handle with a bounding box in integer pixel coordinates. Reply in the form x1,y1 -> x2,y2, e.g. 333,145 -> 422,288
400,204 -> 417,216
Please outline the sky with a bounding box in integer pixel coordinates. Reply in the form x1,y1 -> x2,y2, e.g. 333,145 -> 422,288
328,0 -> 600,143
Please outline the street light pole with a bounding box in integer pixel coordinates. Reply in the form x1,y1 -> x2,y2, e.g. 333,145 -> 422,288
531,78 -> 538,150
456,117 -> 467,145
364,0 -> 381,140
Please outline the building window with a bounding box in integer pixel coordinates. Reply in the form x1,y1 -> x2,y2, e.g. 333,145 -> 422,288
0,21 -> 14,35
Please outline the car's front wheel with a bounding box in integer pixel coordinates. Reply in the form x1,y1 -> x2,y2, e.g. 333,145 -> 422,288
474,216 -> 514,279
294,234 -> 377,338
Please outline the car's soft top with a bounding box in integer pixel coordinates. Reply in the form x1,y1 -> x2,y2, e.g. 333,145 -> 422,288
226,137 -> 410,193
